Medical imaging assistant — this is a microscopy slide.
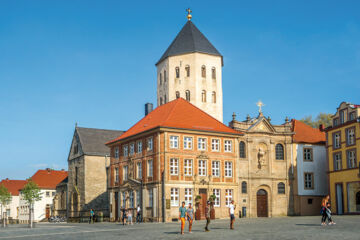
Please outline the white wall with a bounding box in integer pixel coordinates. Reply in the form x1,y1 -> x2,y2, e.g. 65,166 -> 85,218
0,195 -> 20,220
19,189 -> 56,222
296,144 -> 328,196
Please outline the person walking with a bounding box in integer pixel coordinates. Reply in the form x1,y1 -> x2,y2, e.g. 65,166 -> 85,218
127,209 -> 133,225
121,208 -> 127,226
229,200 -> 236,230
89,209 -> 94,224
136,204 -> 141,224
187,203 -> 194,233
204,201 -> 211,232
321,197 -> 327,225
321,195 -> 336,225
179,201 -> 187,235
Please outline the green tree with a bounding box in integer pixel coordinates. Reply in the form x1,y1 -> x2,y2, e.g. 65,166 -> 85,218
0,185 -> 12,228
22,180 -> 42,228
300,113 -> 332,128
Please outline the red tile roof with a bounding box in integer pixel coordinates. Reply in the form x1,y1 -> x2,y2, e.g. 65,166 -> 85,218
108,98 -> 242,144
291,119 -> 326,144
30,169 -> 68,189
0,179 -> 27,196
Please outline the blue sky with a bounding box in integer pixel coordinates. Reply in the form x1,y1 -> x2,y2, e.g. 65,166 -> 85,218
1,0 -> 359,180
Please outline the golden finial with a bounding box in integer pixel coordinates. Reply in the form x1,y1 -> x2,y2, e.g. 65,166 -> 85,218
186,8 -> 192,21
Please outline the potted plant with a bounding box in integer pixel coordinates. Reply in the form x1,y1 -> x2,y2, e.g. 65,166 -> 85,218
195,195 -> 202,220
209,195 -> 216,219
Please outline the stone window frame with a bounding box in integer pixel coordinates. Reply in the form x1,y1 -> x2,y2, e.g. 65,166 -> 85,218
184,188 -> 193,206
136,162 -> 142,179
147,137 -> 153,151
183,136 -> 193,150
129,142 -> 135,155
170,188 -> 179,207
114,146 -> 119,159
198,160 -> 207,176
184,159 -> 193,176
211,67 -> 216,80
304,172 -> 314,190
303,147 -> 313,162
332,131 -> 341,150
123,165 -> 128,181
239,141 -> 246,158
185,65 -> 190,77
185,90 -> 191,101
169,158 -> 179,176
123,144 -> 128,157
212,160 -> 220,177
333,151 -> 342,171
147,159 -> 153,177
129,191 -> 134,208
225,189 -> 233,207
224,139 -> 233,152
169,135 -> 179,149
148,189 -> 153,207
211,138 -> 220,152
224,161 -> 233,177
277,182 -> 285,194
346,127 -> 356,147
201,90 -> 207,103
241,181 -> 247,194
275,143 -> 285,160
137,140 -> 142,154
213,189 -> 220,207
201,65 -> 206,78
212,91 -> 216,103
197,137 -> 207,151
175,66 -> 180,78
349,111 -> 356,121
115,167 -> 119,183
346,148 -> 357,169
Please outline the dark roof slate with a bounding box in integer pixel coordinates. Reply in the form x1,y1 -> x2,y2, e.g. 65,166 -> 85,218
76,127 -> 124,156
156,21 -> 222,65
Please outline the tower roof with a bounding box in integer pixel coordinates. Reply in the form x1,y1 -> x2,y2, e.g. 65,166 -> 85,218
156,21 -> 222,65
107,98 -> 241,144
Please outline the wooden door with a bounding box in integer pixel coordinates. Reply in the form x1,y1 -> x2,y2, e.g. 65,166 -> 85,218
46,206 -> 50,218
257,189 -> 268,217
199,189 -> 207,219
114,192 -> 119,221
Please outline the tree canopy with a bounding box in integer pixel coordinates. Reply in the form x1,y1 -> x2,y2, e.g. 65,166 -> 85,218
0,185 -> 12,206
300,113 -> 332,128
21,180 -> 42,204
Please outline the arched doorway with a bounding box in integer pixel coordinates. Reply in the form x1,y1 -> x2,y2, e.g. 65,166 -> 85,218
257,189 -> 268,217
356,191 -> 360,212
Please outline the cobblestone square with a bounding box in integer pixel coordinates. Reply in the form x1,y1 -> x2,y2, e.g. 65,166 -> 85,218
0,216 -> 359,240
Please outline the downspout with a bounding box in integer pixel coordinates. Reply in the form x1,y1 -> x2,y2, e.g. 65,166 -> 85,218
162,132 -> 166,222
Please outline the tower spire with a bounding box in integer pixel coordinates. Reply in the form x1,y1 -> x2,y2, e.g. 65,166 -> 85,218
186,8 -> 192,21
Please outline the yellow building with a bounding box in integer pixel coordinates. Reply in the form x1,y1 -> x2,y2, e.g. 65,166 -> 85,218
326,102 -> 360,214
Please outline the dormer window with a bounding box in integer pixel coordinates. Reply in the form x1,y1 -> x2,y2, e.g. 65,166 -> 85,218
201,65 -> 206,78
175,67 -> 180,78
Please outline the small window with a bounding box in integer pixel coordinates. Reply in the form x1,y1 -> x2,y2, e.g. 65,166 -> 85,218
201,65 -> 206,78
239,141 -> 246,158
307,198 -> 313,205
114,147 -> 119,159
130,143 -> 135,155
201,90 -> 206,102
159,97 -> 163,106
129,191 -> 134,208
340,110 -> 345,124
147,160 -> 153,177
176,91 -> 180,99
347,150 -> 357,169
303,148 -> 313,161
275,144 -> 284,160
137,162 -> 142,179
333,118 -> 339,126
123,166 -> 128,181
334,153 -> 342,171
184,137 -> 193,150
46,191 -> 50,197
333,132 -> 341,149
170,136 -> 179,149
211,67 -> 216,79
147,138 -> 153,151
225,161 -> 233,177
52,192 -> 55,197
198,138 -> 207,150
212,91 -> 216,103
175,67 -> 180,78
184,159 -> 193,176
211,139 -> 220,151
137,141 -> 142,153
164,70 -> 167,82
225,189 -> 233,207
212,161 -> 220,177
224,140 -> 232,152
74,144 -> 78,154
349,112 -> 356,121
213,189 -> 220,207
159,73 -> 162,85
148,189 -> 153,207
170,158 -> 179,175
185,90 -> 190,101
278,182 -> 285,194
164,95 -> 167,103
185,65 -> 190,77
241,181 -> 247,194
184,188 -> 192,206
123,145 -> 128,157
115,167 -> 119,183
304,173 -> 314,189
198,160 -> 207,176
170,188 -> 179,206
346,128 -> 355,146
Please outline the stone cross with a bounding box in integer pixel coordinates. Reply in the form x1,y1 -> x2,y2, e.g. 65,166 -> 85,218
256,100 -> 265,113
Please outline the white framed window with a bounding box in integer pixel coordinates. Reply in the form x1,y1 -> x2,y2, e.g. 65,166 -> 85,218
114,147 -> 119,159
184,159 -> 193,176
147,160 -> 153,177
211,139 -> 220,151
137,141 -> 142,153
225,161 -> 233,177
225,189 -> 233,206
123,145 -> 128,157
184,137 -> 193,150
122,192 -> 126,207
347,128 -> 355,145
334,153 -> 342,171
303,148 -> 313,161
212,161 -> 220,177
147,137 -> 153,151
129,191 -> 134,208
123,166 -> 128,181
304,173 -> 314,189
148,189 -> 153,207
198,138 -> 207,151
115,167 -> 119,183
224,140 -> 232,152
170,158 -> 179,175
130,143 -> 135,155
137,162 -> 142,179
171,188 -> 179,206
170,136 -> 179,149
347,150 -> 356,169
334,133 -> 341,148
198,160 -> 207,176
213,189 -> 220,207
184,188 -> 192,206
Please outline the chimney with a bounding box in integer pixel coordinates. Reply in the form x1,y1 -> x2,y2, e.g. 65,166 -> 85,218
145,103 -> 153,116
319,124 -> 324,131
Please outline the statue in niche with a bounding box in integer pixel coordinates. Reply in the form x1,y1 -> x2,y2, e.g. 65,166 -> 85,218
257,148 -> 266,169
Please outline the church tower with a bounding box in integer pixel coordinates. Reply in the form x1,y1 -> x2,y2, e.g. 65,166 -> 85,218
156,10 -> 224,122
